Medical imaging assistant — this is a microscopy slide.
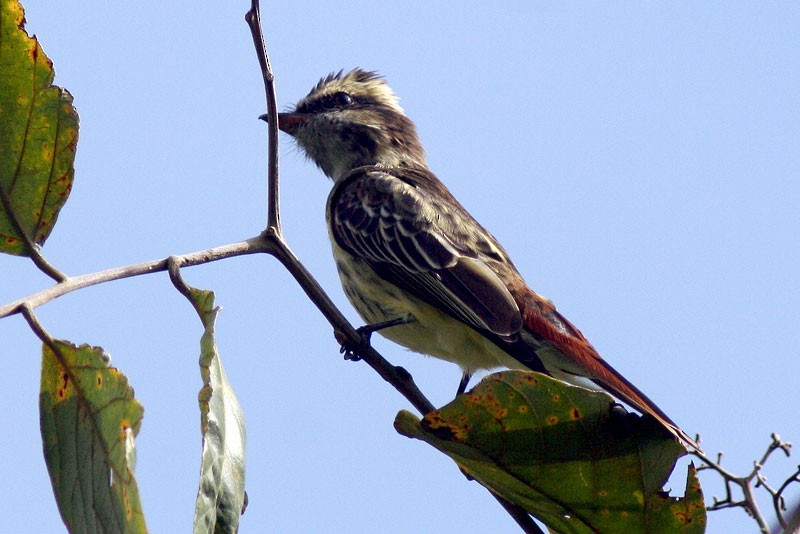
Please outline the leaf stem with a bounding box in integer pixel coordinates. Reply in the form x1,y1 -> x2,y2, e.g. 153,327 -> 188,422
0,184 -> 67,282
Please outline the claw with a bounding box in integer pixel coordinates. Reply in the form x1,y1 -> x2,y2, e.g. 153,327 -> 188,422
338,315 -> 414,361
339,325 -> 374,361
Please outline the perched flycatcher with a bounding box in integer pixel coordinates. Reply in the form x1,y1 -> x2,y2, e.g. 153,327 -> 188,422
274,69 -> 697,449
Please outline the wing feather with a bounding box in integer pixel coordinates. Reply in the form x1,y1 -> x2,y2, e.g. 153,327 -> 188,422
329,167 -> 521,336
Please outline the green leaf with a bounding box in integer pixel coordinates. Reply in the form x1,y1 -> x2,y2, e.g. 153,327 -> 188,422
0,0 -> 78,255
395,370 -> 705,533
183,286 -> 247,534
39,340 -> 146,534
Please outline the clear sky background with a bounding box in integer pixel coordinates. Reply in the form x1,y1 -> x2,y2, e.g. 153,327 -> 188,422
3,2 -> 799,533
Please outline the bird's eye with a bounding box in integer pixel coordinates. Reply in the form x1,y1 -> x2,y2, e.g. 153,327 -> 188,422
301,91 -> 355,114
332,92 -> 354,107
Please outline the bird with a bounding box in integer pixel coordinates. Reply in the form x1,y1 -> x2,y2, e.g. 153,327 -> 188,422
271,68 -> 698,450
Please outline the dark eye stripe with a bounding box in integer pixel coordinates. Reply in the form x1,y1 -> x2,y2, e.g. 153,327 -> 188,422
298,91 -> 356,114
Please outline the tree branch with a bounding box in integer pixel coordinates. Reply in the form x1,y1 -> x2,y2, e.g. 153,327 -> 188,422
693,433 -> 797,533
262,227 -> 435,415
0,236 -> 265,319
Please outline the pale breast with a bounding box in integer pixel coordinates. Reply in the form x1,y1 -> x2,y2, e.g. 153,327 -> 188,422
330,240 -> 522,373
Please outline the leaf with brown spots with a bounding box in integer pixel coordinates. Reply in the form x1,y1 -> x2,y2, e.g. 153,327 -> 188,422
0,0 -> 78,255
395,371 -> 705,533
39,340 -> 146,533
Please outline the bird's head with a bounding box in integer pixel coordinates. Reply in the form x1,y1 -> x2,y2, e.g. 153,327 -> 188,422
268,69 -> 426,180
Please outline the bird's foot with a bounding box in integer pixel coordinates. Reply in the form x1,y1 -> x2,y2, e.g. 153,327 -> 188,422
338,315 -> 414,361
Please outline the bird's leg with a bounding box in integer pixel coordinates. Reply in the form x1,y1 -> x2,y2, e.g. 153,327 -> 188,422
456,372 -> 472,396
339,314 -> 415,361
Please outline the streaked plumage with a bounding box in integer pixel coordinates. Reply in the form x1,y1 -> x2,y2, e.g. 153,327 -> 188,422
276,68 -> 698,450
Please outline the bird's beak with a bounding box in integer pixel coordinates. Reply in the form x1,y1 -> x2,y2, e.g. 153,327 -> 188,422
258,112 -> 307,136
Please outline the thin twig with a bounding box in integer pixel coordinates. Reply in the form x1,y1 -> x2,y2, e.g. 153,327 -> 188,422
782,499 -> 800,534
772,466 -> 800,530
0,236 -> 265,320
751,434 -> 796,531
19,303 -> 60,353
245,1 -> 281,233
694,447 -> 769,532
692,434 -> 799,534
263,227 -> 435,415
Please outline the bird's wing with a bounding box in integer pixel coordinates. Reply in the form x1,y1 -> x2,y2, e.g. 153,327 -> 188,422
329,166 -> 522,337
330,166 -> 699,450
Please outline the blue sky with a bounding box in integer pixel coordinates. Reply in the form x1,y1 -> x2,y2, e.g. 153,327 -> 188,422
2,2 -> 799,532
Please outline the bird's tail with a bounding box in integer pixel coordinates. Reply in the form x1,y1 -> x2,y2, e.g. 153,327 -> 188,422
510,287 -> 701,451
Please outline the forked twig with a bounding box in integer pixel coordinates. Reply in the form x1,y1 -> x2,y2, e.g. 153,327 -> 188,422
694,433 -> 799,533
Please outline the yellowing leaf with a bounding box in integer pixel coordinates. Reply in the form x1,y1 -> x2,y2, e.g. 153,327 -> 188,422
39,340 -> 146,534
395,371 -> 705,533
0,0 -> 78,255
